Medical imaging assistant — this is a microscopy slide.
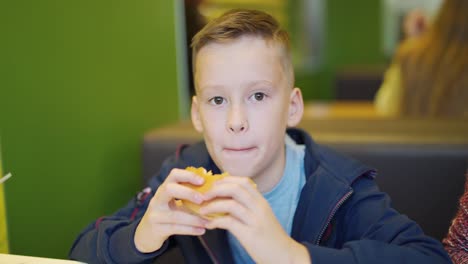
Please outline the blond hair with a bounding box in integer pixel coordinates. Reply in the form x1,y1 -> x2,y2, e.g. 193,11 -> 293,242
191,9 -> 294,90
396,0 -> 468,117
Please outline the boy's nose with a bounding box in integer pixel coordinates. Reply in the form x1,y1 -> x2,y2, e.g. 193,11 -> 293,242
229,123 -> 246,133
227,106 -> 248,133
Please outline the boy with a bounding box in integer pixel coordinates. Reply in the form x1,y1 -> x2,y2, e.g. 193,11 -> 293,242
69,9 -> 451,263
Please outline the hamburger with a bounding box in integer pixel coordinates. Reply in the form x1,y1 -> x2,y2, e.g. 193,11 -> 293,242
178,166 -> 229,219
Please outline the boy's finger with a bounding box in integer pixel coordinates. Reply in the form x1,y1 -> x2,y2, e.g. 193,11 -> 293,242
203,182 -> 256,211
204,215 -> 246,237
165,182 -> 205,204
215,176 -> 258,195
153,180 -> 203,206
199,198 -> 252,225
166,168 -> 205,185
156,209 -> 208,227
159,223 -> 206,237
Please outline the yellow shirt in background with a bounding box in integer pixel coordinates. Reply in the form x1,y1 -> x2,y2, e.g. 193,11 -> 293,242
374,63 -> 403,117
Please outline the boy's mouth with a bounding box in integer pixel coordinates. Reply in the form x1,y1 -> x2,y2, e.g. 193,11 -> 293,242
223,147 -> 256,153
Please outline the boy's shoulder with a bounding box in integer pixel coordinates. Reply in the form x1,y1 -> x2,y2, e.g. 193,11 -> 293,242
287,128 -> 375,185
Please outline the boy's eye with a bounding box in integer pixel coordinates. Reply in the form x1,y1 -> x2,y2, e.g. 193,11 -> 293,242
209,96 -> 225,105
252,92 -> 265,101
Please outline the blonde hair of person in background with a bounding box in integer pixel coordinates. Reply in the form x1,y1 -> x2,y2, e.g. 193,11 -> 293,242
375,0 -> 468,117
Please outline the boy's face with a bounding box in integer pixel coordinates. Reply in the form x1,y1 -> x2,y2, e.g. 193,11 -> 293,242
191,36 -> 303,187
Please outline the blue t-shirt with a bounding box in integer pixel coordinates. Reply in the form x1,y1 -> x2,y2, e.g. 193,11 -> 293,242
227,135 -> 306,263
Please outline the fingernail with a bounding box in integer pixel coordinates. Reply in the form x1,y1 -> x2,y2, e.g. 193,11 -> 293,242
205,222 -> 214,229
195,194 -> 203,204
199,207 -> 207,215
196,177 -> 204,184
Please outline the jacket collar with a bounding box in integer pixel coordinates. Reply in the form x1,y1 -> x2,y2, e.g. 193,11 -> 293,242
287,128 -> 375,243
199,229 -> 235,264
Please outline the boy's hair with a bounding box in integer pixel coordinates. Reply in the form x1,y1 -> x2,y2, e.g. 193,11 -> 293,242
191,9 -> 294,90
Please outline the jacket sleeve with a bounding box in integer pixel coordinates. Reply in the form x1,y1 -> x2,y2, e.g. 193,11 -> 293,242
304,176 -> 452,264
68,157 -> 178,264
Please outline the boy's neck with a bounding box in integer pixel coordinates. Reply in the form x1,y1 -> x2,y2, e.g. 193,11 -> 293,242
254,144 -> 286,193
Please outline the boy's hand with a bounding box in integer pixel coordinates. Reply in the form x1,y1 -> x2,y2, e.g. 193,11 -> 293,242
134,168 -> 208,253
200,176 -> 311,264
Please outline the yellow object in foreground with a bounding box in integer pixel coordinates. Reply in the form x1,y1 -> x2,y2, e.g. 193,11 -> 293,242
0,154 -> 9,253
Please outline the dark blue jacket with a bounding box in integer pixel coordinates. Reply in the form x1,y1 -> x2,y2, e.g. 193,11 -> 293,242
69,128 -> 451,263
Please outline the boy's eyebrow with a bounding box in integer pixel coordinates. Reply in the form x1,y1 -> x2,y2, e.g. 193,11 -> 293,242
245,80 -> 274,87
200,80 -> 274,91
198,80 -> 276,96
198,84 -> 226,95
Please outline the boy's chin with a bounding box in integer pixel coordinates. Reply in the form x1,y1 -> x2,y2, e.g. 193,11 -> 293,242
220,163 -> 256,178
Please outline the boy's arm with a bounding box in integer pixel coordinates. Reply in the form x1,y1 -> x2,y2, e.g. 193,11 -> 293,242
69,160 -> 175,264
303,176 -> 451,264
68,182 -> 169,263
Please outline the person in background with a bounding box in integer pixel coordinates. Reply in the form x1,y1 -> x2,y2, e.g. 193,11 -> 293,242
375,0 -> 468,117
443,173 -> 468,263
401,9 -> 428,39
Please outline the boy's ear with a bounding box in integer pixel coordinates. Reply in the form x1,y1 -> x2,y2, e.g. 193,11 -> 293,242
191,96 -> 204,133
287,87 -> 304,127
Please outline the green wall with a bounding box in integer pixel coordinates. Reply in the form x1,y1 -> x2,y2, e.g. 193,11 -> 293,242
295,0 -> 387,100
0,1 -> 180,259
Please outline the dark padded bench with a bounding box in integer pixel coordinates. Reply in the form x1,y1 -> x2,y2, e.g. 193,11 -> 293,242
328,143 -> 467,241
142,118 -> 468,242
334,65 -> 385,100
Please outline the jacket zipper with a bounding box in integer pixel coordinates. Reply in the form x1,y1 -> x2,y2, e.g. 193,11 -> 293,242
316,189 -> 353,245
198,236 -> 219,264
